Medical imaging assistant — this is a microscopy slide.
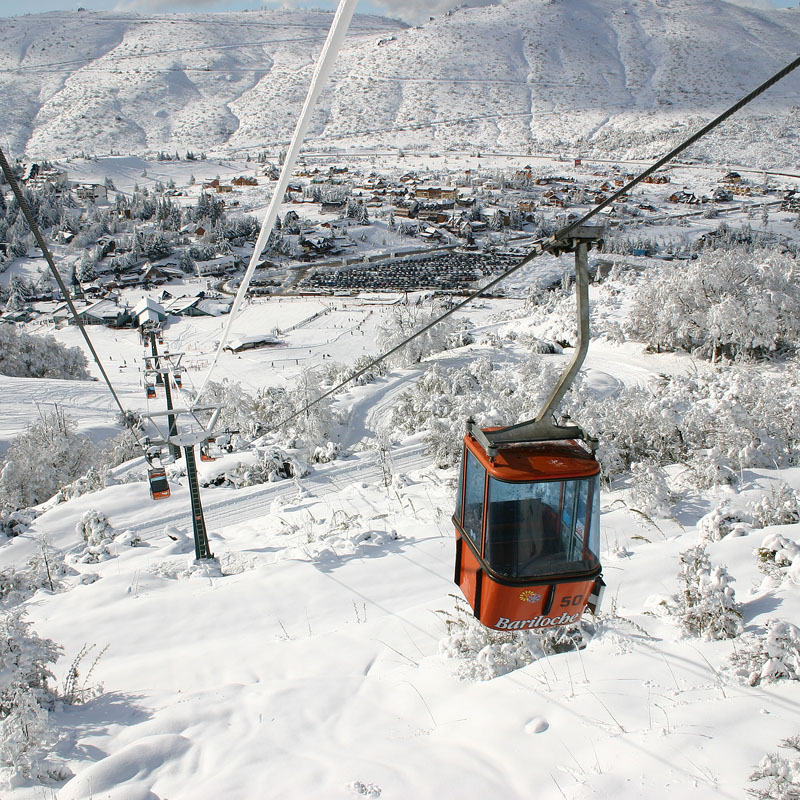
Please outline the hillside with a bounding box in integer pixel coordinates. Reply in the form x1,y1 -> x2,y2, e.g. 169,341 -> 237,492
3,0 -> 800,165
1,284 -> 799,799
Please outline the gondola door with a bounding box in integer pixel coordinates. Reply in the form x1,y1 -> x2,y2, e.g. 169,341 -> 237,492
453,448 -> 487,616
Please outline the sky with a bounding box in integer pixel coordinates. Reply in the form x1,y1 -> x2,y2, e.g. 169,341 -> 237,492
0,0 -> 428,23
0,0 -> 793,25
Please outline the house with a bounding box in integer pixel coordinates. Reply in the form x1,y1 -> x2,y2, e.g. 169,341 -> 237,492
22,164 -> 40,182
223,334 -> 281,353
668,190 -> 701,205
81,281 -> 105,297
415,186 -> 456,200
165,294 -> 232,317
417,210 -> 450,224
713,188 -> 733,203
179,224 -> 206,239
419,226 -> 443,241
73,299 -> 130,327
31,168 -> 68,190
139,263 -> 168,285
514,168 -> 534,183
299,231 -> 336,255
149,263 -> 183,283
232,176 -> 258,186
781,190 -> 800,212
320,200 -> 345,214
1,308 -> 35,324
132,297 -> 168,328
51,303 -> 73,325
75,183 -> 108,202
216,185 -> 233,194
194,254 -> 236,277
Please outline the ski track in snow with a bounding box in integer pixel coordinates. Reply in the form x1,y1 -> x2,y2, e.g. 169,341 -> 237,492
126,442 -> 429,544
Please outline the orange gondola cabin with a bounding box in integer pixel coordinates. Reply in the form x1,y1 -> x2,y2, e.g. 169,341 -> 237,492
148,467 -> 171,500
453,429 -> 604,631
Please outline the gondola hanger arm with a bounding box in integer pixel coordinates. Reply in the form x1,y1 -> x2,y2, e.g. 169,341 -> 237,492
469,225 -> 603,457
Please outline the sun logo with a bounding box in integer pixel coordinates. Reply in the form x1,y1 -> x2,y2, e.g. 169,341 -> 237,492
519,590 -> 541,605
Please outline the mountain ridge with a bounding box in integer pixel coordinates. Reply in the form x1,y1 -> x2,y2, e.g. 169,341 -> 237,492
2,0 -> 800,165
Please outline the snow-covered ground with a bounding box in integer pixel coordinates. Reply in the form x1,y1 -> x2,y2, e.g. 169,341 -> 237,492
1,273 -> 799,798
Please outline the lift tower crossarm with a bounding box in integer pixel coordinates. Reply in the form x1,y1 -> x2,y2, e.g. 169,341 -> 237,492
469,225 -> 603,458
141,405 -> 224,561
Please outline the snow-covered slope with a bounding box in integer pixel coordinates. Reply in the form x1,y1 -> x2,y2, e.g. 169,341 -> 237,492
2,310 -> 799,800
3,0 -> 800,165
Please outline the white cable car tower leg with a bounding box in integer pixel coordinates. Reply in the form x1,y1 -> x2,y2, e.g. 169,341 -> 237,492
194,0 -> 359,404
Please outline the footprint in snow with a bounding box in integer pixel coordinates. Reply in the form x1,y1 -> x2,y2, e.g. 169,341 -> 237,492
525,716 -> 549,734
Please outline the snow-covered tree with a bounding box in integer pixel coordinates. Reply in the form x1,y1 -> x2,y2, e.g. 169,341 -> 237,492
376,299 -> 457,367
670,545 -> 742,640
626,247 -> 800,361
252,367 -> 335,449
749,482 -> 800,529
0,608 -> 61,781
438,596 -> 590,681
698,504 -> 750,542
75,251 -> 98,283
627,462 -> 674,518
0,326 -> 89,380
75,509 -> 115,563
572,364 -> 800,488
748,735 -> 800,799
754,532 -> 799,579
730,619 -> 800,686
98,427 -> 142,471
388,355 -> 563,468
197,372 -> 335,452
0,536 -> 73,604
0,507 -> 35,539
0,409 -> 96,510
196,379 -> 261,440
223,448 -> 309,487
